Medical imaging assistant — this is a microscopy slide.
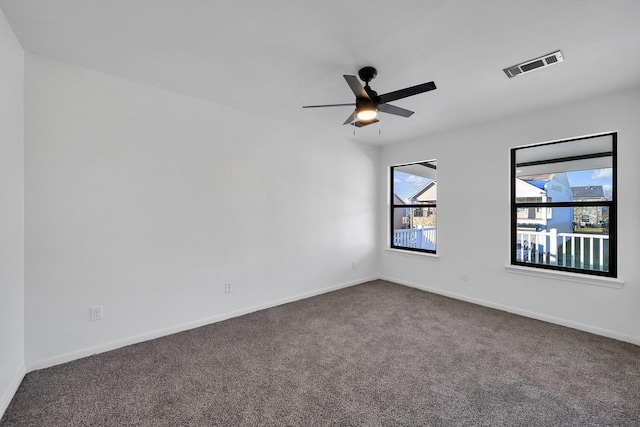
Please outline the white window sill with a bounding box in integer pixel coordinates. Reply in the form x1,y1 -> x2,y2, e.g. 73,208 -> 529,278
385,248 -> 439,260
504,265 -> 624,289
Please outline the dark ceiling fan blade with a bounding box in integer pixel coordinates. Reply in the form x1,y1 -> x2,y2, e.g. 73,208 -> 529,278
378,81 -> 436,104
378,103 -> 414,118
343,110 -> 356,125
302,103 -> 355,108
344,75 -> 369,99
351,118 -> 379,128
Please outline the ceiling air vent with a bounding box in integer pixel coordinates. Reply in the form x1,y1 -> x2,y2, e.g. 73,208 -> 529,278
503,50 -> 563,78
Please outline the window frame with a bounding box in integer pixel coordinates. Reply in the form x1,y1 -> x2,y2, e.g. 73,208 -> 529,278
510,132 -> 617,277
389,161 -> 437,254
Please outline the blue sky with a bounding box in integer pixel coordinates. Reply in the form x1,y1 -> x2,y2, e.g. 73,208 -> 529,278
393,171 -> 433,201
566,168 -> 613,187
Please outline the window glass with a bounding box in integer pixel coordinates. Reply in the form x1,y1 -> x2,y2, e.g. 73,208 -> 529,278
390,161 -> 437,253
511,133 -> 616,276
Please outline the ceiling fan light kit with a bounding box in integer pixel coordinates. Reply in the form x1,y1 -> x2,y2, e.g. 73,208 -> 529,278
356,98 -> 378,121
303,66 -> 437,128
356,108 -> 378,121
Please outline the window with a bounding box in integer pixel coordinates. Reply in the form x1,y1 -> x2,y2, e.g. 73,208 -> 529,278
390,161 -> 437,253
511,132 -> 616,277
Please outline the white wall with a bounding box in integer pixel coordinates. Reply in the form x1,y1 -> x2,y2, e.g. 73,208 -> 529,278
380,88 -> 640,344
24,54 -> 379,369
0,7 -> 25,417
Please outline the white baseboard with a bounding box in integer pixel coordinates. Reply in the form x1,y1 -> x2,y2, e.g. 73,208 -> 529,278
0,365 -> 26,420
27,275 -> 378,372
27,273 -> 635,373
380,275 -> 640,347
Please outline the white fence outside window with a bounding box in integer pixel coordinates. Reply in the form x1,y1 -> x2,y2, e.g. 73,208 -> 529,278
393,227 -> 436,251
516,228 -> 609,271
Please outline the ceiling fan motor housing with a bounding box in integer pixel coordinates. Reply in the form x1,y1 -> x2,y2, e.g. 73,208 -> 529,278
356,97 -> 377,110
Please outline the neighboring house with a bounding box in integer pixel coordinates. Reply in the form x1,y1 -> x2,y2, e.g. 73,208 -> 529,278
572,185 -> 606,201
515,178 -> 546,230
392,194 -> 406,229
572,185 -> 608,228
517,174 -> 573,234
407,181 -> 437,228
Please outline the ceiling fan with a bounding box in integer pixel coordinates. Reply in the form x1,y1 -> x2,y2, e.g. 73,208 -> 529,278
302,66 -> 437,127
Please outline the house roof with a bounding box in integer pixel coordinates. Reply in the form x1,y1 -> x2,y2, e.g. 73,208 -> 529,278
408,181 -> 437,203
572,185 -> 605,200
516,178 -> 546,198
518,174 -> 553,190
1,1 -> 640,146
518,174 -> 553,182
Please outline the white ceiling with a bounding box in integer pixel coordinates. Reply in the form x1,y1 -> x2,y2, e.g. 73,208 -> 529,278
2,0 -> 640,146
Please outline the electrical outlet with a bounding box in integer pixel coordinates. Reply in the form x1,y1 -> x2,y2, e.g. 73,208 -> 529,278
224,283 -> 232,294
90,305 -> 103,321
461,272 -> 469,282
352,261 -> 356,269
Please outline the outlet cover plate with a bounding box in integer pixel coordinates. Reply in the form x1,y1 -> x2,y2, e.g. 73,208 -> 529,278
90,305 -> 103,321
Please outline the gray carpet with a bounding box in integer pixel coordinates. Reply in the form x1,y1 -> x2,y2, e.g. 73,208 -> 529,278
2,280 -> 639,426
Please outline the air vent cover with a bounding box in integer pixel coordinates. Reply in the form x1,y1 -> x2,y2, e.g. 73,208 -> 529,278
504,51 -> 563,78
